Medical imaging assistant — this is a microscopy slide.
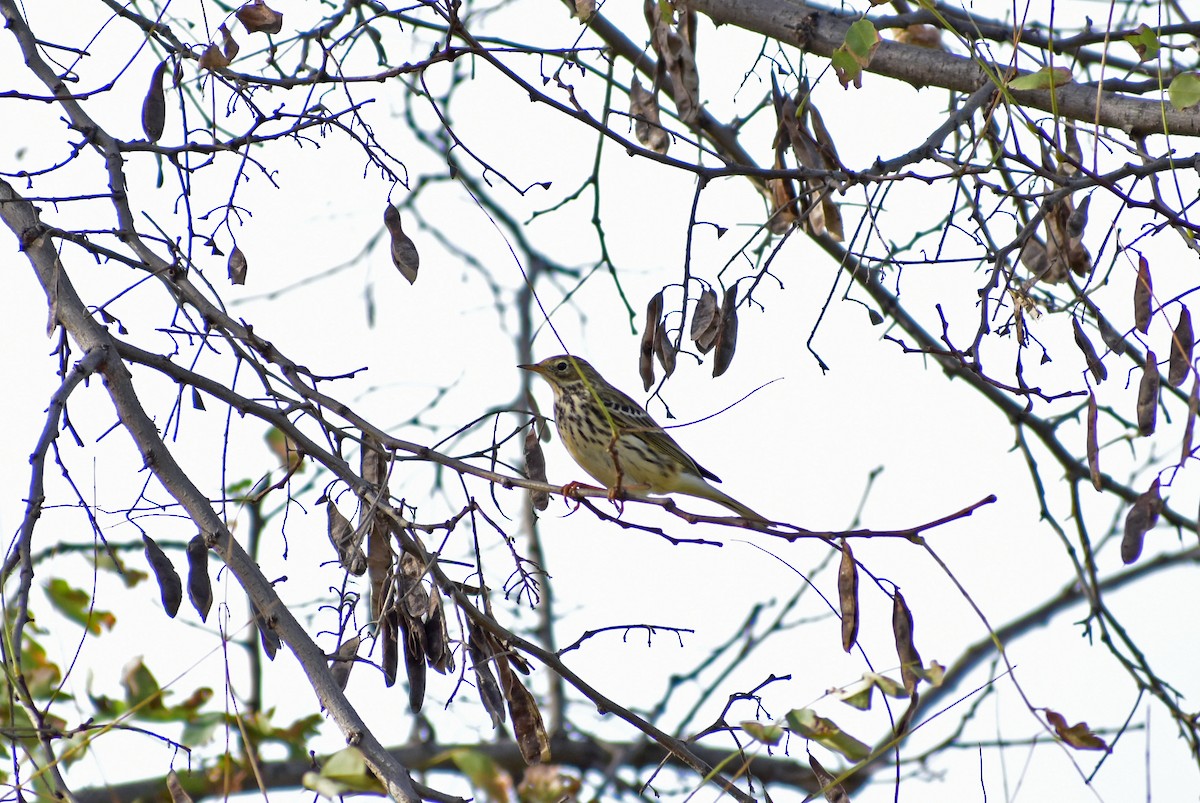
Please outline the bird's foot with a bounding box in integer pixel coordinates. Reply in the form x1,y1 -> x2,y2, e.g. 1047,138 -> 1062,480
560,480 -> 603,513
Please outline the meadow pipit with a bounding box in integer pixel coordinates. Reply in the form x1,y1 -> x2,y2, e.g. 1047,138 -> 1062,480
520,355 -> 766,521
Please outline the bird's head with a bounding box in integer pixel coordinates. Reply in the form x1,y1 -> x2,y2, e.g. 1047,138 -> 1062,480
519,355 -> 600,390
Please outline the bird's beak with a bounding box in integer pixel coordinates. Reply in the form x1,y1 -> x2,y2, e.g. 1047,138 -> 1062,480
518,363 -> 542,374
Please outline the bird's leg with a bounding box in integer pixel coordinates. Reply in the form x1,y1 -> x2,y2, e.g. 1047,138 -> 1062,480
560,480 -> 604,512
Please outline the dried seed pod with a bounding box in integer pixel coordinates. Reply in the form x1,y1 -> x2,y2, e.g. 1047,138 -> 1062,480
640,291 -> 663,390
837,539 -> 859,653
329,636 -> 360,692
1072,317 -> 1106,383
327,500 -> 367,575
1137,351 -> 1159,436
1169,307 -> 1193,387
1121,478 -> 1162,564
141,61 -> 168,142
1086,393 -> 1101,491
228,246 -> 248,285
653,320 -> 677,378
185,534 -> 212,622
712,285 -> 739,377
524,428 -> 549,511
143,535 -> 182,618
690,288 -> 719,353
892,590 -> 922,694
630,76 -> 668,154
1183,376 -> 1199,465
1133,253 -> 1152,334
384,205 -> 419,284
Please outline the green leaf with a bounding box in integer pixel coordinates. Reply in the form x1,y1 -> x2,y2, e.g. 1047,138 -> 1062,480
833,671 -> 908,710
1169,72 -> 1200,111
1009,66 -> 1073,91
785,708 -> 871,762
1123,24 -> 1160,62
45,578 -> 116,635
740,721 -> 783,745
832,19 -> 880,89
320,747 -> 386,793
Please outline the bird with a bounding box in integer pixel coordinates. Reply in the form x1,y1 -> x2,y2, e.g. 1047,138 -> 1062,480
520,355 -> 767,521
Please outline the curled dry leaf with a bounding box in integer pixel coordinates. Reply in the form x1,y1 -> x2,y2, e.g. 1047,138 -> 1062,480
185,534 -> 212,622
1134,253 -> 1153,334
690,288 -> 720,354
629,76 -> 669,154
894,23 -> 943,49
664,30 -> 701,125
197,44 -> 230,71
1044,708 -> 1110,752
1169,306 -> 1193,387
228,246 -> 248,285
838,539 -> 859,653
1121,478 -> 1162,564
383,204 -> 420,284
1086,392 -> 1101,491
1137,351 -> 1159,436
573,0 -> 596,21
712,285 -> 739,377
141,61 -> 168,142
327,500 -> 367,576
143,534 -> 182,618
891,590 -> 922,694
767,151 -> 798,235
524,428 -> 550,511
640,291 -> 663,391
1072,317 -> 1106,383
235,0 -> 284,35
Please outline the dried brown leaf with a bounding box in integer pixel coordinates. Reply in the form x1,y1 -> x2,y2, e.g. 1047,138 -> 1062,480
142,534 -> 182,618
712,285 -> 739,377
185,534 -> 212,622
664,30 -> 700,124
691,288 -> 720,354
141,61 -> 168,143
524,428 -> 549,511
640,291 -> 662,390
1072,317 -> 1106,383
1134,253 -> 1152,334
1122,478 -> 1162,564
197,44 -> 230,71
1137,351 -> 1159,436
630,76 -> 669,154
1169,307 -> 1193,387
235,0 -> 284,35
384,205 -> 420,284
227,246 -> 248,285
1044,708 -> 1109,752
1086,392 -> 1101,491
167,770 -> 194,803
894,23 -> 943,49
220,23 -> 240,63
838,539 -> 859,653
892,590 -> 922,694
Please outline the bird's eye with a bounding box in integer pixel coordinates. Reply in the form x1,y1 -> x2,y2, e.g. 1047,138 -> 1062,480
554,360 -> 569,373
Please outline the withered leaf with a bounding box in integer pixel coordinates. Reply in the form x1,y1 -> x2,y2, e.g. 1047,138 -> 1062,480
1072,317 -> 1106,383
1098,314 -> 1127,355
640,291 -> 663,391
1062,122 -> 1083,173
384,205 -> 419,284
142,535 -> 182,618
894,23 -> 943,49
1067,194 -> 1090,238
251,600 -> 281,659
1134,253 -> 1152,334
185,534 -> 212,622
219,23 -> 240,63
227,246 -> 248,285
505,671 -> 552,764
1044,708 -> 1110,752
141,61 -> 168,143
327,501 -> 367,576
654,319 -> 677,378
892,590 -> 922,694
807,752 -> 851,803
691,288 -> 720,354
1169,307 -> 1193,387
1183,375 -> 1199,465
838,539 -> 859,653
630,76 -> 669,154
1121,478 -> 1162,564
712,285 -> 739,378
197,45 -> 230,72
330,636 -> 360,692
524,428 -> 549,511
664,30 -> 700,125
235,0 -> 284,35
1086,392 -> 1101,491
1137,351 -> 1159,436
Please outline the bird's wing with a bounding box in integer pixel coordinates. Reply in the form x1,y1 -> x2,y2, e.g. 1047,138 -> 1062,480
598,387 -> 722,483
